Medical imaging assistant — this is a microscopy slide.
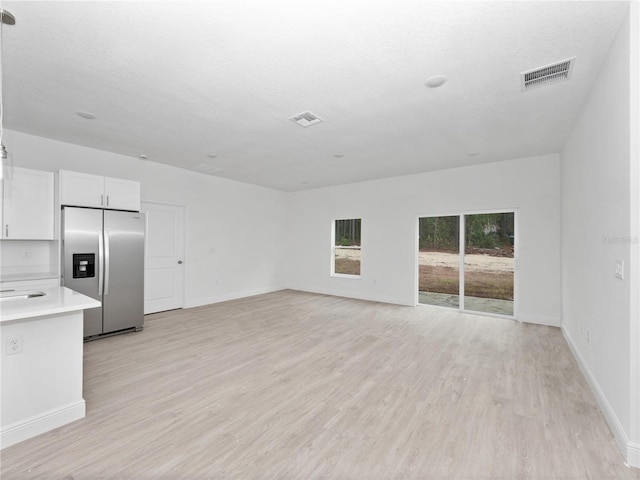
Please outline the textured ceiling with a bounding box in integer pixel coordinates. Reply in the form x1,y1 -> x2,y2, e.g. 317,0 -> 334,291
0,1 -> 631,191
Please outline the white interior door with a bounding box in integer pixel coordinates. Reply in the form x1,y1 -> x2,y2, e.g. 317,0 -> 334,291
142,202 -> 185,314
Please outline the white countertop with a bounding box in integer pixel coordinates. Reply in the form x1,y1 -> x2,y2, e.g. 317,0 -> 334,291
0,287 -> 101,323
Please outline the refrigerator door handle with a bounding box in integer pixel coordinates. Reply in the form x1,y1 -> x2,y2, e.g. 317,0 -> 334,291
104,230 -> 110,295
98,230 -> 104,295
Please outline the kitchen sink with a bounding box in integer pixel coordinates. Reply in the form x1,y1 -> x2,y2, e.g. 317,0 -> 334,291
0,291 -> 47,301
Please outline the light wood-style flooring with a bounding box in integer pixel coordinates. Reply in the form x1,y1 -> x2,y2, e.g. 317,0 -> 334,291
2,290 -> 639,479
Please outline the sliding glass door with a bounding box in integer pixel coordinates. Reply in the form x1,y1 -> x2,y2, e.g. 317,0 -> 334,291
418,216 -> 460,308
463,213 -> 514,316
418,211 -> 516,317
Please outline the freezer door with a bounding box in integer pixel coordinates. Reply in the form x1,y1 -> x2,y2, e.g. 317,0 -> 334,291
103,210 -> 145,333
62,207 -> 104,337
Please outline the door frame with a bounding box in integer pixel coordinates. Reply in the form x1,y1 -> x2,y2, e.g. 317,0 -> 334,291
141,200 -> 187,314
415,208 -> 519,320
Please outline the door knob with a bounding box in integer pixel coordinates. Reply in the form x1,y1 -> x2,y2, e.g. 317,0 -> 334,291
177,260 -> 183,264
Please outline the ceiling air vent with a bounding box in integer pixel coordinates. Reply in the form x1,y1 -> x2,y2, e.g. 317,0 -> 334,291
289,111 -> 323,127
190,164 -> 223,175
521,57 -> 575,92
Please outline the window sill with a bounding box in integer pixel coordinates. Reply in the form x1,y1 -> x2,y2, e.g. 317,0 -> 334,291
331,273 -> 361,279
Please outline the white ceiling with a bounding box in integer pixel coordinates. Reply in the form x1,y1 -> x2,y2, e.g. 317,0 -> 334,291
0,1 -> 631,191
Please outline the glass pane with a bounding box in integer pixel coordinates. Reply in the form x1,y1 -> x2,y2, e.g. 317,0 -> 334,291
463,213 -> 514,315
334,247 -> 361,275
334,219 -> 361,276
418,216 -> 460,308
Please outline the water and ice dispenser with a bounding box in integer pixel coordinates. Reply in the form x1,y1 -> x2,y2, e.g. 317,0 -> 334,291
72,253 -> 95,278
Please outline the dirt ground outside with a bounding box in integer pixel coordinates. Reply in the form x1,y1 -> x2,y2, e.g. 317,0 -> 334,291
334,250 -> 514,300
335,249 -> 514,271
334,248 -> 361,275
419,251 -> 514,300
418,251 -> 513,272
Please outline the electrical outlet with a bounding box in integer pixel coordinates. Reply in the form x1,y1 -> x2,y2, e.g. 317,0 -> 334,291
6,336 -> 23,355
587,329 -> 591,344
22,250 -> 31,260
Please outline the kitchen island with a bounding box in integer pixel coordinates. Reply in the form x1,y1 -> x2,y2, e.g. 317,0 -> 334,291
0,287 -> 100,449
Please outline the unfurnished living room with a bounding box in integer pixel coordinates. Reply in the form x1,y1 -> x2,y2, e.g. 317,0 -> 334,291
0,1 -> 639,479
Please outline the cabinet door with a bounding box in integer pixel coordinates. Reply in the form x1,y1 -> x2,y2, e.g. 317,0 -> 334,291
2,168 -> 54,240
104,176 -> 140,211
59,170 -> 105,208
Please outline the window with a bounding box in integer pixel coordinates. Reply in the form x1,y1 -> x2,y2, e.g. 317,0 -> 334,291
332,218 -> 361,276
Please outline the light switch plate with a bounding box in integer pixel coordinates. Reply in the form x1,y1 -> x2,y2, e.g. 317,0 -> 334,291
615,260 -> 624,280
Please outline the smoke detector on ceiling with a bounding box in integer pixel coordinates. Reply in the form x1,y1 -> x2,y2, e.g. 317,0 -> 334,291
190,164 -> 223,176
521,57 -> 576,92
289,111 -> 323,127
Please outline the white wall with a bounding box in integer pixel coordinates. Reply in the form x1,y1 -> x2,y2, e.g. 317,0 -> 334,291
3,130 -> 562,327
0,240 -> 53,276
561,5 -> 639,467
286,154 -> 562,326
2,129 -> 288,308
630,1 -> 640,466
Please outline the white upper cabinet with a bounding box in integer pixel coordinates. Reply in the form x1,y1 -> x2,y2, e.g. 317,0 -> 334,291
103,176 -> 141,211
1,167 -> 55,240
59,170 -> 141,211
59,170 -> 104,208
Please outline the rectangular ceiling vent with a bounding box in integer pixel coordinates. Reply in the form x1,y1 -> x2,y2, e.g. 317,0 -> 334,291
190,164 -> 224,175
521,57 -> 575,92
289,111 -> 323,127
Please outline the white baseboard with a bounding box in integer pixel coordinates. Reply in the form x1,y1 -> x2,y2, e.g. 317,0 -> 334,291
562,327 -> 638,468
290,286 -> 412,307
0,400 -> 86,450
628,441 -> 640,469
185,285 -> 286,309
518,313 -> 560,327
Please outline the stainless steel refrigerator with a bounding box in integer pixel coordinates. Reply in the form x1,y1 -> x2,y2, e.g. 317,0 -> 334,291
62,206 -> 145,339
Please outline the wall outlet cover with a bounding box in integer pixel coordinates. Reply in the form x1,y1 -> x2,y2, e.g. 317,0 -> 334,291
615,260 -> 624,280
6,336 -> 23,355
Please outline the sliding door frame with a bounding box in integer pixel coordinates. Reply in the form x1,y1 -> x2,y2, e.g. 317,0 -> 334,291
415,208 -> 519,320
